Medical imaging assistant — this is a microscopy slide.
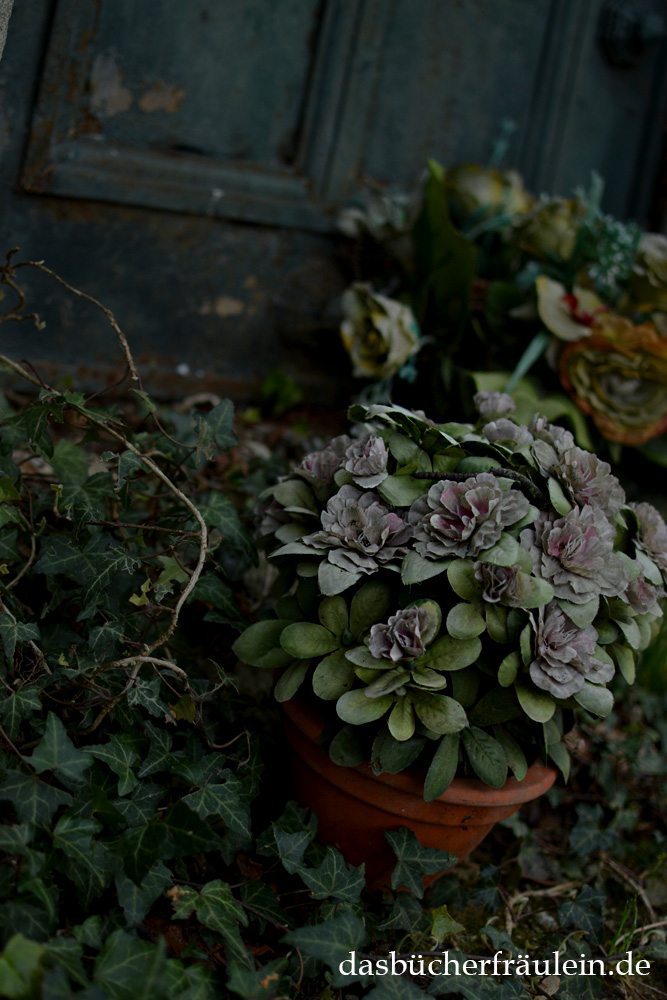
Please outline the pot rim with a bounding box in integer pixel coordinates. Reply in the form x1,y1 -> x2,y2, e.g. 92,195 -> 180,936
281,694 -> 558,808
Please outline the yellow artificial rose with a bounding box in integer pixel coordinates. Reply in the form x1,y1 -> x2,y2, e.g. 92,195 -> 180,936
447,164 -> 533,222
340,283 -> 420,379
512,197 -> 585,262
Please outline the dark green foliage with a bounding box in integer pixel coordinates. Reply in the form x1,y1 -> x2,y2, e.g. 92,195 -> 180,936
0,264 -> 666,999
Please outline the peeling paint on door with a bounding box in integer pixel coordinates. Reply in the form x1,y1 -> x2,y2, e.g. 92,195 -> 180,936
89,52 -> 133,117
139,80 -> 185,114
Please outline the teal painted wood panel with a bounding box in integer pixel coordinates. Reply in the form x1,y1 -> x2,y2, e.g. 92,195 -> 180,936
353,0 -> 553,188
1,0 -> 665,402
81,0 -> 320,167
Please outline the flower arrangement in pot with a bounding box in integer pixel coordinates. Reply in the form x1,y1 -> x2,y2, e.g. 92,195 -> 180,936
233,393 -> 666,876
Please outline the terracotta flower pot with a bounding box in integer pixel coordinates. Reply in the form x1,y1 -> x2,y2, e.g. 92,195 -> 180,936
281,697 -> 557,885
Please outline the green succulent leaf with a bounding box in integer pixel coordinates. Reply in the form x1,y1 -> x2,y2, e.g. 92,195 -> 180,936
387,697 -> 416,741
447,559 -> 481,601
468,688 -> 521,726
547,477 -> 574,515
515,681 -> 556,722
574,682 -> 614,718
419,634 -> 482,671
411,691 -> 468,734
232,619 -> 294,669
329,726 -> 367,767
372,729 -> 426,774
312,650 -> 356,700
522,576 -> 555,609
280,622 -> 339,659
318,595 -> 349,637
485,604 -> 510,643
350,581 -> 392,637
446,602 -> 486,639
477,533 -> 521,567
493,727 -> 528,781
609,642 -> 636,684
401,551 -> 450,584
365,667 -> 411,699
336,689 -> 393,725
377,475 -> 429,507
461,727 -> 508,788
557,596 -> 599,629
318,561 -> 362,596
345,646 -> 385,669
498,651 -> 520,687
273,478 -> 317,512
424,733 -> 460,801
411,665 -> 449,689
274,660 -> 310,702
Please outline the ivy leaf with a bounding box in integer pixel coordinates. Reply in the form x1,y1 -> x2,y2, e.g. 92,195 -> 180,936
0,529 -> 19,562
115,862 -> 173,927
273,826 -> 313,875
367,976 -> 426,1000
569,804 -> 615,858
53,814 -> 117,907
121,823 -> 173,886
59,474 -> 115,533
42,937 -> 89,988
0,934 -> 45,999
558,886 -> 606,944
182,776 -> 252,839
27,712 -> 93,783
284,913 -> 369,987
299,847 -> 365,902
0,615 -> 40,665
0,687 -> 43,740
51,438 -> 90,485
386,827 -> 457,898
88,620 -> 126,659
240,881 -> 291,931
191,573 -> 244,625
227,959 -> 289,1000
88,734 -> 140,796
116,451 -> 145,506
136,723 -> 173,778
170,880 -> 250,967
377,894 -> 424,933
0,770 -> 72,824
94,929 -> 169,1000
201,494 -> 256,565
431,904 -> 465,940
126,676 -> 169,719
163,801 -> 223,857
203,399 -> 238,450
113,783 -> 165,828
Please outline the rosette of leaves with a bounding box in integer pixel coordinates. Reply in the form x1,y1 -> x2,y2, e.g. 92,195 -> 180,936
235,398 -> 665,797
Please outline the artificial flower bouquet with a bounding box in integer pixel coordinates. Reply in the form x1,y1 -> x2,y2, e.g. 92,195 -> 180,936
338,161 -> 667,460
233,394 -> 667,798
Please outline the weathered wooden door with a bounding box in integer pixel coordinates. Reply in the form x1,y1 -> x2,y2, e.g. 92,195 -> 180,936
1,0 -> 665,398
